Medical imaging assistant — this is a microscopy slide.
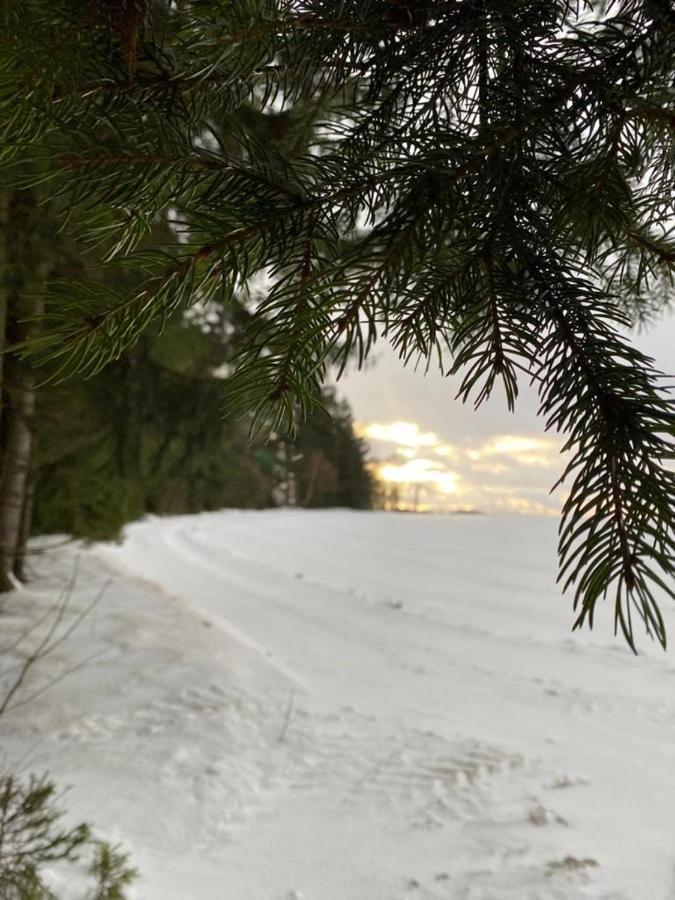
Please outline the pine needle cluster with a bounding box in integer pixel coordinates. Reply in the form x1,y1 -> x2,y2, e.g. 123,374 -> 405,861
1,0 -> 674,647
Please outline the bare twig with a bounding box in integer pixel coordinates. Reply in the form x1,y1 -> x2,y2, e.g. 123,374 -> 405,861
278,690 -> 295,742
0,559 -> 110,719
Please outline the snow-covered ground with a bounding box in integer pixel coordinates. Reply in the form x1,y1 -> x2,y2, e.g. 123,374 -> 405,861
3,510 -> 675,899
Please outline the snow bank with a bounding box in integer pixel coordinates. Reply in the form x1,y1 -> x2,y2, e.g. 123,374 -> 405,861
3,511 -> 675,899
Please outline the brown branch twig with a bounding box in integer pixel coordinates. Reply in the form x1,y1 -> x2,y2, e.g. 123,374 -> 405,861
0,561 -> 110,719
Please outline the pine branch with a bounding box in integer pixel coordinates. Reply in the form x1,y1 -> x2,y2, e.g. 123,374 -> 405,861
2,0 -> 675,646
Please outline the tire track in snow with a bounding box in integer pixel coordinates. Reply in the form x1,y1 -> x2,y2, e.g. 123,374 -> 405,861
98,513 -> 654,899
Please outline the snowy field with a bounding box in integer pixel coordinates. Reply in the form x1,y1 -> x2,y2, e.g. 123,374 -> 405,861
3,510 -> 675,900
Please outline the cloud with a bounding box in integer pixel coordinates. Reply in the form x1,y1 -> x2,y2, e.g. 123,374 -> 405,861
434,444 -> 458,459
483,435 -> 549,455
468,434 -> 561,468
358,419 -> 565,514
359,420 -> 439,448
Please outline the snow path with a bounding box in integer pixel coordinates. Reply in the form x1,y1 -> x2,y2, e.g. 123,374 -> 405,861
3,510 -> 675,899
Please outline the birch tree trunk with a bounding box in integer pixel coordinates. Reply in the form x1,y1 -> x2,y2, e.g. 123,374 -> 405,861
0,191 -> 48,592
0,193 -> 10,432
13,479 -> 34,583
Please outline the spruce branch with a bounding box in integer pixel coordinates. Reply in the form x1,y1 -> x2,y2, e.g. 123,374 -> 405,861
2,0 -> 675,646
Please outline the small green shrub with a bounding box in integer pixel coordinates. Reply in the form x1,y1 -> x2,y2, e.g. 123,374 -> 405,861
0,774 -> 137,899
87,843 -> 138,900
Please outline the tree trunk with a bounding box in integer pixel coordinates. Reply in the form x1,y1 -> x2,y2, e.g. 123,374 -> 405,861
0,383 -> 35,590
12,477 -> 35,583
0,192 -> 10,432
0,191 -> 48,591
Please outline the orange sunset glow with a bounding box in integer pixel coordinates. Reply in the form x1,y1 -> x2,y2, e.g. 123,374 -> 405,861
357,420 -> 564,515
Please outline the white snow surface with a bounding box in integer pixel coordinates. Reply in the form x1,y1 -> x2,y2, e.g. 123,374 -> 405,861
3,509 -> 675,899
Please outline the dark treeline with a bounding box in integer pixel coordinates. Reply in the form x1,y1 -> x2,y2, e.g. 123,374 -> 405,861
32,315 -> 373,543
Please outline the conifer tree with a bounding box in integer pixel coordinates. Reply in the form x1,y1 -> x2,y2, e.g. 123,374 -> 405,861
1,0 -> 674,647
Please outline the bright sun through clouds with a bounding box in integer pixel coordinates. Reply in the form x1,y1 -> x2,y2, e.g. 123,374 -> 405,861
357,420 -> 564,515
378,458 -> 459,494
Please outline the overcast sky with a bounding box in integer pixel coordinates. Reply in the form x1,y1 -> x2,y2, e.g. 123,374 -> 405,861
337,310 -> 675,515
